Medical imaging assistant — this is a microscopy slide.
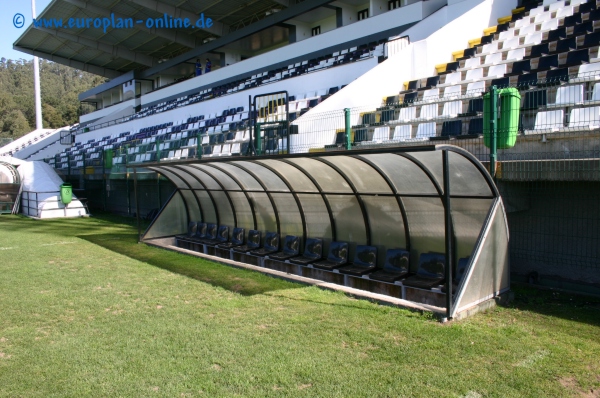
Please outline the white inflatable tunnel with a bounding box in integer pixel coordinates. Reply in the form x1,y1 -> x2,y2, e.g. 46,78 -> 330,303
0,157 -> 88,219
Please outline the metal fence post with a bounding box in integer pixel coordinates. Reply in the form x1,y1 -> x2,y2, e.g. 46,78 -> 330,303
344,108 -> 351,150
197,132 -> 202,159
255,123 -> 262,156
102,150 -> 107,211
489,85 -> 498,179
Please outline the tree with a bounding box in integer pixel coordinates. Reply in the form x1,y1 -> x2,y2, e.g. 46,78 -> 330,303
0,58 -> 102,138
42,103 -> 64,128
2,109 -> 30,137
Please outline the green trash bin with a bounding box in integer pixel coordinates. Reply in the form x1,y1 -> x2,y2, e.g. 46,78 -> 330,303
483,87 -> 521,149
60,183 -> 72,205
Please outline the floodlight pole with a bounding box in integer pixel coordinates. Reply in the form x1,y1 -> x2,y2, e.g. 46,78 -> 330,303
32,0 -> 43,130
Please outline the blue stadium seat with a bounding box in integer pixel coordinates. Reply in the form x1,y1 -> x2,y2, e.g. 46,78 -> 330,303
217,227 -> 245,249
441,120 -> 462,136
232,230 -> 261,253
368,249 -> 410,282
250,232 -> 279,256
402,252 -> 446,289
268,235 -> 301,261
339,245 -> 377,276
289,238 -> 323,265
313,241 -> 348,271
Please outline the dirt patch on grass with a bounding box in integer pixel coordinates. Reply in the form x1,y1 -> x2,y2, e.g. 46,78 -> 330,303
559,377 -> 600,397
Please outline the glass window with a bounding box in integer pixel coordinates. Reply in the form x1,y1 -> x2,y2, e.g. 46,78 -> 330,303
402,197 -> 446,272
247,192 -> 277,232
455,202 -> 509,313
181,190 -> 201,222
297,194 -> 333,241
405,151 -> 444,194
195,190 -> 217,223
271,193 -> 303,237
228,191 -> 255,230
451,198 -> 494,261
212,191 -> 235,228
362,196 -> 406,267
326,194 -> 367,245
144,191 -> 187,239
448,151 -> 493,197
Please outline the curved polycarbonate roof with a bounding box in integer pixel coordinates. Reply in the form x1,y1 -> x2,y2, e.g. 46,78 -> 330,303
141,145 -> 498,268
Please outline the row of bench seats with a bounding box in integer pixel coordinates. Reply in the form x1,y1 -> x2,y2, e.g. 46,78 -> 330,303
175,222 -> 467,290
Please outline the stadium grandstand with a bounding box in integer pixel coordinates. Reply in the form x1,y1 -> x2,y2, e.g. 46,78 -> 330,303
2,0 -> 600,316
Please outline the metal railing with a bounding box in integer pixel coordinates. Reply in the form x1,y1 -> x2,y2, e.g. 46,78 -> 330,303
21,190 -> 89,218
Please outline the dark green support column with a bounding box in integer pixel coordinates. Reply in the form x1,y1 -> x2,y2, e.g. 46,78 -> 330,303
102,150 -> 107,211
255,123 -> 262,156
133,168 -> 141,242
344,108 -> 351,150
125,152 -> 131,215
157,174 -> 162,209
489,85 -> 498,179
197,133 -> 202,159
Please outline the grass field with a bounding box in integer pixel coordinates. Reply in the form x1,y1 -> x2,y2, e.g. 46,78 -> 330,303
0,213 -> 599,397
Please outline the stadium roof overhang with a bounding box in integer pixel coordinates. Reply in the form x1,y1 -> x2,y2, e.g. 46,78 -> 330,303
135,145 -> 510,319
14,0 -> 334,79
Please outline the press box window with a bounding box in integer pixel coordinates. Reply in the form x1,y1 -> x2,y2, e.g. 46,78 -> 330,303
358,9 -> 369,20
311,26 -> 321,36
388,0 -> 401,10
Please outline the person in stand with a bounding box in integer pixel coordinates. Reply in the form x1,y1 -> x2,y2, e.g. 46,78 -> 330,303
195,59 -> 202,76
205,58 -> 212,74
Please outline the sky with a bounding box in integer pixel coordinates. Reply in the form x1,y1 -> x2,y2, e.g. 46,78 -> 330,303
0,0 -> 52,60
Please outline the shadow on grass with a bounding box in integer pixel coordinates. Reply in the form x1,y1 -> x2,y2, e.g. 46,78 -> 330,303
80,232 -> 304,297
3,214 -> 600,323
505,285 -> 600,327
